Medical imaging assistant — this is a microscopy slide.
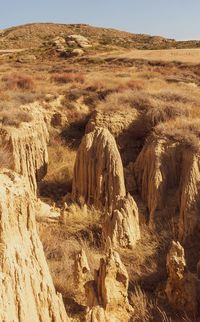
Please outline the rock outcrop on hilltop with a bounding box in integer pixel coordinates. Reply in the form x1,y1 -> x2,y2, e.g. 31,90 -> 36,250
166,241 -> 200,315
0,169 -> 69,322
72,127 -> 126,212
66,34 -> 91,48
85,245 -> 132,322
0,105 -> 49,195
72,127 -> 140,248
134,136 -> 200,240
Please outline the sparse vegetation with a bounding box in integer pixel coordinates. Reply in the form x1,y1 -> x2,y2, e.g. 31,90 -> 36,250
0,108 -> 33,127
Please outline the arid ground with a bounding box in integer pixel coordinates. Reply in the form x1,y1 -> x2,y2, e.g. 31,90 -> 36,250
1,23 -> 200,322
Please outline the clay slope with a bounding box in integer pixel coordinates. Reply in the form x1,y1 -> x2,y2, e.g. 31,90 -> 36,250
0,105 -> 49,195
134,136 -> 200,240
0,169 -> 69,322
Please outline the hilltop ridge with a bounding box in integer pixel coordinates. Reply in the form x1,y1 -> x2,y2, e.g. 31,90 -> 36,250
1,22 -> 200,50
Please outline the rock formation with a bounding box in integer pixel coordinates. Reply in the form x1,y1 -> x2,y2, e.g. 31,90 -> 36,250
0,105 -> 49,195
72,127 -> 126,212
104,194 -> 140,249
85,246 -> 132,322
166,241 -> 199,315
74,249 -> 92,305
73,127 -> 140,249
66,34 -> 91,48
134,136 -> 200,240
0,169 -> 69,322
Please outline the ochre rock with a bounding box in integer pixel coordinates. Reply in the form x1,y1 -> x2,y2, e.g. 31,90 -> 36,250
0,105 -> 49,195
72,127 -> 126,212
166,241 -> 199,315
0,169 -> 69,322
103,194 -> 140,249
85,247 -> 132,322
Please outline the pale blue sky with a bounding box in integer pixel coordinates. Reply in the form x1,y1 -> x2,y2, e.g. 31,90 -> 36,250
1,0 -> 200,40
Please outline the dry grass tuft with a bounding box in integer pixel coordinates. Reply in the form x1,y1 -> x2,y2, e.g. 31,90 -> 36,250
1,73 -> 35,90
40,135 -> 76,200
130,284 -> 150,322
0,109 -> 33,127
61,203 -> 102,235
50,73 -> 85,84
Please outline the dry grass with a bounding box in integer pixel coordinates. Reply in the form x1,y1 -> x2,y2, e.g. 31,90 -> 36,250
154,118 -> 200,152
1,73 -> 35,90
130,284 -> 150,321
50,73 -> 85,84
40,135 -> 76,200
38,204 -> 102,315
0,107 -> 33,127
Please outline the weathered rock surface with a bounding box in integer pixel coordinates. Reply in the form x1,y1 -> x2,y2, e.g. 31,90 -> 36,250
52,36 -> 67,52
74,249 -> 92,305
104,194 -> 140,249
166,241 -> 199,315
72,127 -> 126,212
66,34 -> 91,48
0,105 -> 49,195
0,169 -> 69,322
85,247 -> 132,322
134,136 -> 200,239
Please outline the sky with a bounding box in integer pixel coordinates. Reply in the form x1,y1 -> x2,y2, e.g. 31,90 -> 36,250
1,0 -> 200,40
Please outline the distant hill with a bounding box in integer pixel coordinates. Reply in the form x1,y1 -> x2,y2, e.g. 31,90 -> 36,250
0,23 -> 200,50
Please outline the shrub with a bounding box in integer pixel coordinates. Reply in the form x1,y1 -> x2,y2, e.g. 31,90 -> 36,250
117,79 -> 145,92
145,103 -> 189,127
2,73 -> 35,90
50,73 -> 85,84
154,118 -> 200,152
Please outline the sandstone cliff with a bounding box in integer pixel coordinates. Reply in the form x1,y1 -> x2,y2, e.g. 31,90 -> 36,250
0,169 -> 69,322
0,105 -> 49,195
